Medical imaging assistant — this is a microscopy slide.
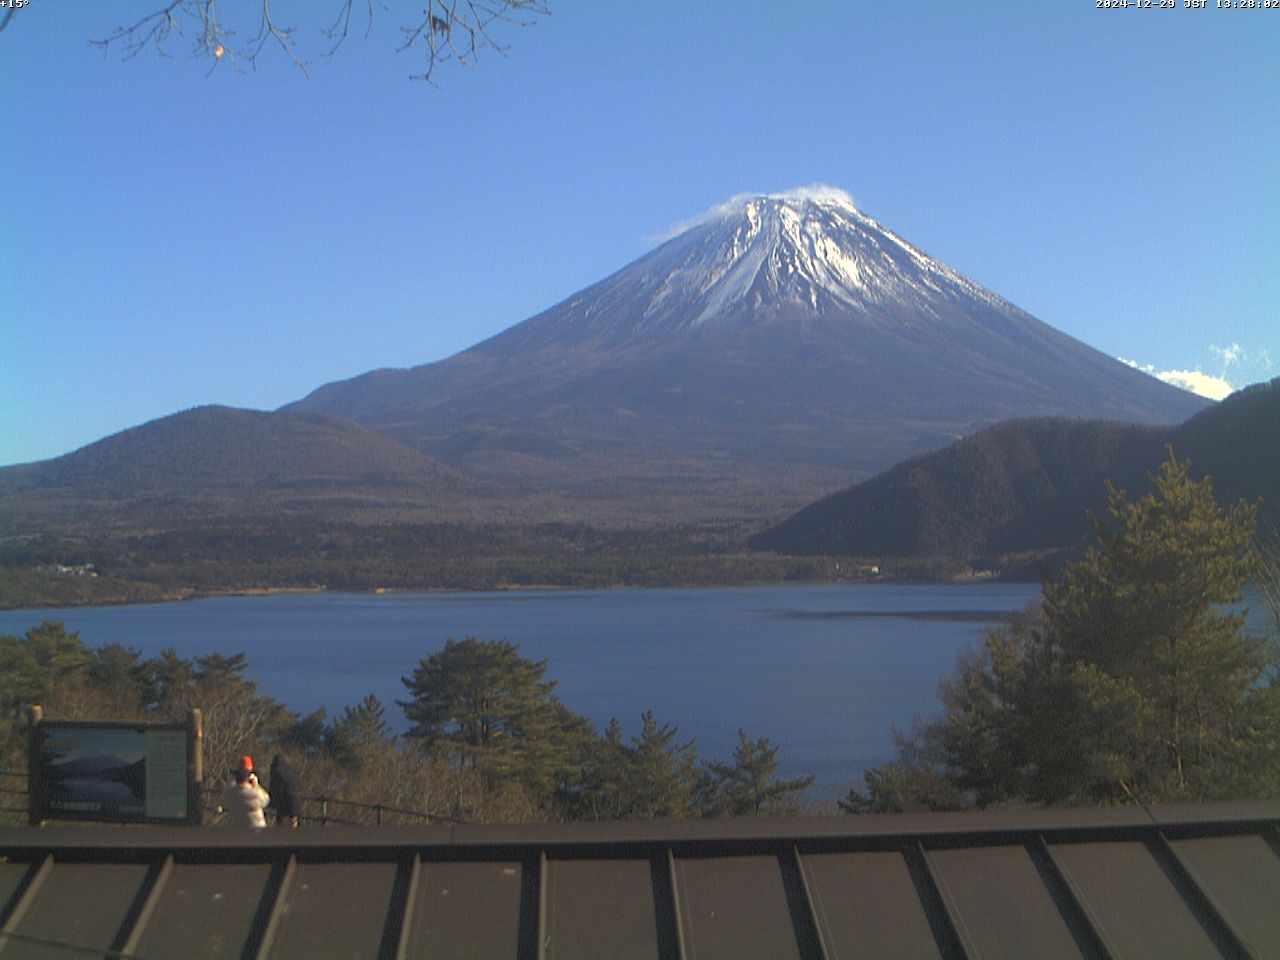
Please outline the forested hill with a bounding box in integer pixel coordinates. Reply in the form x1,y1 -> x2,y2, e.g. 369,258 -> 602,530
0,406 -> 465,523
750,377 -> 1280,569
749,419 -> 1167,560
1165,377 -> 1280,514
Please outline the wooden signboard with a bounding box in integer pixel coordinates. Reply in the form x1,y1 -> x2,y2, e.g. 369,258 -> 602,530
28,708 -> 203,826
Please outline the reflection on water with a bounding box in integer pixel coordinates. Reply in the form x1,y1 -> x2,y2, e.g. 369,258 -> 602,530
0,583 -> 1042,795
5,584 -> 1269,797
763,608 -> 1019,622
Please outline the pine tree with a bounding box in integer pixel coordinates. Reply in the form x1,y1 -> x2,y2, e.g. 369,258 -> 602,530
399,637 -> 594,802
701,730 -> 814,817
1036,454 -> 1270,801
328,693 -> 393,768
623,711 -> 701,819
852,452 -> 1280,809
573,718 -> 631,820
401,638 -> 554,757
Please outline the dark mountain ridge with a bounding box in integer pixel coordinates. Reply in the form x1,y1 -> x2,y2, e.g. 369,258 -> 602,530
751,377 -> 1279,569
0,406 -> 467,528
26,406 -> 454,487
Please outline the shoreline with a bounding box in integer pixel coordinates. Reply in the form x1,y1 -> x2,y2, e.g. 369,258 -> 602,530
0,571 -> 1044,615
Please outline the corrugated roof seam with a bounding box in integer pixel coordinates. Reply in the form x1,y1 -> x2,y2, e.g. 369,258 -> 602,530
0,802 -> 1276,960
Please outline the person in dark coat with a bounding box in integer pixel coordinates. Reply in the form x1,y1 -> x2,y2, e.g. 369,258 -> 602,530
268,754 -> 302,827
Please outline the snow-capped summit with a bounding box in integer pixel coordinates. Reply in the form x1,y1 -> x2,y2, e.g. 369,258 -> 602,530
637,186 -> 1003,331
286,188 -> 1208,516
494,187 -> 1018,355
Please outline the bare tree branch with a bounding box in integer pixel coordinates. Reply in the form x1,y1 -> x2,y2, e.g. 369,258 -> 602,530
323,0 -> 381,59
399,0 -> 549,85
247,0 -> 309,77
88,0 -> 549,84
91,3 -> 186,62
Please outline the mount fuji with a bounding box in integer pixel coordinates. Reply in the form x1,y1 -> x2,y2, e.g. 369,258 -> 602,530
286,188 -> 1207,517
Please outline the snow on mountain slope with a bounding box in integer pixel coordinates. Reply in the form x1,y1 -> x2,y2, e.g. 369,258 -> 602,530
641,187 -> 1006,328
492,186 -> 1014,353
285,188 -> 1208,516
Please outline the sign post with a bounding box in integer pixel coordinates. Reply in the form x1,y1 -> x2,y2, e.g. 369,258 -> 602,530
28,708 -> 204,826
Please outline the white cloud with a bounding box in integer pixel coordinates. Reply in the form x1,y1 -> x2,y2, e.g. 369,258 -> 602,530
1124,342 -> 1279,401
1210,341 -> 1278,384
1210,342 -> 1243,368
1118,358 -> 1234,401
1153,369 -> 1234,401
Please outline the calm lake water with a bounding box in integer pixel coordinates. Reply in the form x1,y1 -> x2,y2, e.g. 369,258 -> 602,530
1,583 -> 1061,795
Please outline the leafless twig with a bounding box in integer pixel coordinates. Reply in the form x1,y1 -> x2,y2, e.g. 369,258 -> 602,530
399,0 -> 549,85
91,2 -> 188,61
246,0 -> 309,76
322,0 -> 382,59
88,0 -> 549,84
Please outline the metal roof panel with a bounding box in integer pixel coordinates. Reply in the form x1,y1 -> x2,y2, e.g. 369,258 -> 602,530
543,857 -> 663,960
0,804 -> 1276,960
401,859 -> 524,960
799,849 -> 943,959
130,860 -> 272,960
262,860 -> 397,960
929,843 -> 1094,960
674,854 -> 804,960
1169,833 -> 1280,957
1049,840 -> 1229,960
0,862 -> 28,919
0,861 -> 148,960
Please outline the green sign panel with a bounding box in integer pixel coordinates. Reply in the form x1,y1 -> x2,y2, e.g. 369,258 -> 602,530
30,717 -> 201,825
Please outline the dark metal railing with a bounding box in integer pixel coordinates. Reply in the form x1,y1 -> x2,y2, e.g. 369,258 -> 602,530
199,785 -> 469,827
2,769 -> 468,826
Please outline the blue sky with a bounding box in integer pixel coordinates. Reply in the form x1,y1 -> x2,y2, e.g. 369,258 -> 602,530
2,1 -> 1276,467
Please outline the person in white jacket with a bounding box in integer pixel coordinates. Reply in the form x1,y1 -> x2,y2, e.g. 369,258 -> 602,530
218,755 -> 270,829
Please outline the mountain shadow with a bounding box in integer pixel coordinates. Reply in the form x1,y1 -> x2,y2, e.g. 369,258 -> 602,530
750,377 -> 1279,572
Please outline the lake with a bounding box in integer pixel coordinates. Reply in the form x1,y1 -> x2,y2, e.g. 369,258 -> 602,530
2,583 -> 1047,796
